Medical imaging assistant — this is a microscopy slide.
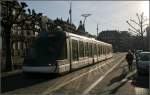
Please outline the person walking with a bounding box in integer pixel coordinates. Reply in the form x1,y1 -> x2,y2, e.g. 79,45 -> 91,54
126,50 -> 134,71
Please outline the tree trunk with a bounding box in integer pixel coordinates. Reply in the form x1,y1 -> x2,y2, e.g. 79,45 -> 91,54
4,26 -> 12,71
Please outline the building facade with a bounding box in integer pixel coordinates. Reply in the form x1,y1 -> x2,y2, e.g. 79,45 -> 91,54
97,30 -> 131,52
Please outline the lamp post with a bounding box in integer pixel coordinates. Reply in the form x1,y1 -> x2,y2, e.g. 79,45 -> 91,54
81,14 -> 91,32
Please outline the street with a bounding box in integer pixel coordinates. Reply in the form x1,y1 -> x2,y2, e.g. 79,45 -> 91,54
1,53 -> 149,95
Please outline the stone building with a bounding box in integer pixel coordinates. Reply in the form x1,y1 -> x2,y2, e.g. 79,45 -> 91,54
9,24 -> 38,69
97,30 -> 131,52
53,18 -> 76,33
97,30 -> 121,52
11,24 -> 37,57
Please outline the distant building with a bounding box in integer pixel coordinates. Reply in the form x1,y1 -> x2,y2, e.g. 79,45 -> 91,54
97,30 -> 121,52
53,18 -> 76,33
97,30 -> 131,52
146,26 -> 150,51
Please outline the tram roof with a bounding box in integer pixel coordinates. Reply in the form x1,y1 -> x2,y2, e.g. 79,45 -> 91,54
65,31 -> 111,46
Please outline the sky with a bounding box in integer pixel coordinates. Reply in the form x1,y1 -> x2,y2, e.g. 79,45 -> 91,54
0,1 -> 149,49
23,1 -> 149,35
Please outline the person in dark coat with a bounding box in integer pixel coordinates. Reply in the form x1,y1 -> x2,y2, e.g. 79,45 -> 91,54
126,50 -> 134,71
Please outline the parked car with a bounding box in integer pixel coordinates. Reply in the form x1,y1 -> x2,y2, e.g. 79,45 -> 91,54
136,52 -> 150,75
135,50 -> 143,60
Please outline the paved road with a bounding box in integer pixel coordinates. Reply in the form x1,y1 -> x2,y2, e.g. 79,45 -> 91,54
86,59 -> 149,95
1,53 -> 149,95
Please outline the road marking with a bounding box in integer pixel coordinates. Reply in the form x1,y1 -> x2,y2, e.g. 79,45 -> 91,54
42,56 -> 124,95
82,57 -> 125,95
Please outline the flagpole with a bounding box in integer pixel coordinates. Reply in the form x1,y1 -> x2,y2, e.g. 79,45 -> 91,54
69,2 -> 72,25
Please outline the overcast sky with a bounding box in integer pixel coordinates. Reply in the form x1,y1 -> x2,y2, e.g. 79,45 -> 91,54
24,1 -> 149,35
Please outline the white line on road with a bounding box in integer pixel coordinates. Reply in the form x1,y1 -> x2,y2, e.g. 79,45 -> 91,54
42,56 -> 124,95
82,57 -> 125,95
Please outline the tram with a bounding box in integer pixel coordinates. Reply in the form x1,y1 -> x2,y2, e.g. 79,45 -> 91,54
23,29 -> 113,74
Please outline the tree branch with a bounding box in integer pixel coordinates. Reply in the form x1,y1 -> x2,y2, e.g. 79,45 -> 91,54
126,21 -> 139,32
136,13 -> 141,24
130,19 -> 140,27
128,28 -> 140,34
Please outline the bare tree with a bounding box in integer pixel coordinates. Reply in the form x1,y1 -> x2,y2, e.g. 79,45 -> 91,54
1,0 -> 42,71
1,1 -> 28,71
126,12 -> 149,38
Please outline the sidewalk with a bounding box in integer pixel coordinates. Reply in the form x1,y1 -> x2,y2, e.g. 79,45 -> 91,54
1,69 -> 22,78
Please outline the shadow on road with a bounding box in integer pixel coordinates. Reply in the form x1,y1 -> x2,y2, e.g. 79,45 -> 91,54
1,73 -> 59,93
107,66 -> 128,86
106,63 -> 137,94
109,73 -> 135,94
131,74 -> 149,89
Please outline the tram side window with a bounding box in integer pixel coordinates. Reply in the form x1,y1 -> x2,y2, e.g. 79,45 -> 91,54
72,40 -> 79,61
98,45 -> 101,56
104,46 -> 107,54
58,41 -> 67,60
85,42 -> 88,57
108,47 -> 109,54
104,46 -> 106,54
100,45 -> 103,54
105,46 -> 107,54
94,44 -> 97,55
102,46 -> 104,54
97,45 -> 99,56
98,45 -> 99,56
101,45 -> 103,54
89,43 -> 92,57
107,46 -> 108,54
87,43 -> 89,57
79,41 -> 84,57
99,45 -> 102,55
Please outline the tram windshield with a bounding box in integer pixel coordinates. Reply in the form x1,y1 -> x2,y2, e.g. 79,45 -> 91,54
24,31 -> 67,66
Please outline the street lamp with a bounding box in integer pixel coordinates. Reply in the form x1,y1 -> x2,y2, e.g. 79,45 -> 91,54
81,14 -> 92,31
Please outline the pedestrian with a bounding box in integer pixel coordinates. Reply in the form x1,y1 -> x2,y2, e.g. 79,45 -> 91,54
126,50 -> 134,71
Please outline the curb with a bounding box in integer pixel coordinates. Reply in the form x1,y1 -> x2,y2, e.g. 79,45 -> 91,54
1,70 -> 22,78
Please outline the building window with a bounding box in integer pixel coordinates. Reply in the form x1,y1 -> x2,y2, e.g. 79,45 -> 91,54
12,43 -> 15,50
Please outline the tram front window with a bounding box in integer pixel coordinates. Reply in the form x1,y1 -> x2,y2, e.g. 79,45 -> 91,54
24,32 -> 66,66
